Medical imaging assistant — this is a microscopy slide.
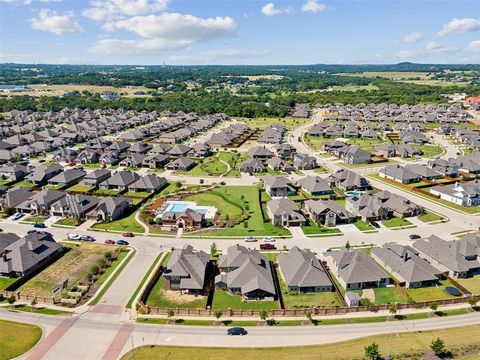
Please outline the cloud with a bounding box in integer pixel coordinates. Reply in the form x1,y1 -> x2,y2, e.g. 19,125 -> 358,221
402,32 -> 422,43
302,0 -> 326,13
0,0 -> 62,4
30,9 -> 83,35
90,12 -> 237,55
438,18 -> 480,36
425,41 -> 441,51
468,40 -> 480,52
83,0 -> 168,22
425,41 -> 457,53
200,49 -> 272,59
261,2 -> 291,16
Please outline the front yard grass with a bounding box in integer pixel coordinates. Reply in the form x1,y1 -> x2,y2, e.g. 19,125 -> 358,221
19,242 -> 115,297
0,320 -> 42,360
146,276 -> 207,309
382,216 -> 413,228
417,211 -> 444,223
212,289 -> 279,310
301,220 -> 341,236
14,180 -> 36,188
455,275 -> 480,295
406,279 -> 460,302
353,220 -> 375,231
92,209 -> 145,233
66,184 -> 93,193
55,217 -> 82,227
23,215 -> 48,223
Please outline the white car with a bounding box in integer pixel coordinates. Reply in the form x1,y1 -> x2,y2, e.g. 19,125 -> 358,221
244,236 -> 257,242
67,233 -> 81,240
12,212 -> 24,221
263,237 -> 275,242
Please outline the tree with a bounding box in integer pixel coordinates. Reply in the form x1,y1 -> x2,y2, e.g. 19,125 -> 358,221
429,302 -> 439,313
364,342 -> 381,360
305,311 -> 313,324
468,297 -> 477,310
214,310 -> 223,321
345,241 -> 351,251
31,298 -> 37,310
210,242 -> 218,258
259,310 -> 268,321
388,304 -> 397,317
167,309 -> 175,319
430,337 -> 446,356
7,295 -> 16,307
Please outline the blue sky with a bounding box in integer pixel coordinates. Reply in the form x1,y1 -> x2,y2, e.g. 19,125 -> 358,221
0,0 -> 479,65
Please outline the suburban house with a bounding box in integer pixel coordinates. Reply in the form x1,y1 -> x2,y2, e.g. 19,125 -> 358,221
0,232 -> 62,277
248,146 -> 273,159
16,189 -> 66,214
405,164 -> 443,181
161,208 -> 206,229
0,164 -> 29,181
162,245 -> 210,294
278,246 -> 333,293
239,158 -> 265,173
413,234 -> 480,278
326,169 -> 371,191
261,174 -> 295,197
0,186 -> 32,209
26,163 -> 63,185
266,157 -> 293,173
274,143 -> 297,159
323,250 -> 391,290
379,165 -> 421,184
88,197 -> 130,222
49,194 -> 100,219
341,146 -> 371,165
215,244 -> 276,301
294,153 -> 318,170
371,244 -> 442,288
81,169 -> 112,188
47,168 -> 87,189
304,199 -> 355,226
128,174 -> 167,193
430,181 -> 480,207
374,144 -> 422,158
98,171 -> 140,191
266,198 -> 306,227
297,176 -> 333,196
165,157 -> 196,171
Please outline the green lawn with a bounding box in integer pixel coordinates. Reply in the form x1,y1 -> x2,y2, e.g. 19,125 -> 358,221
190,186 -> 291,237
407,280 -> 461,302
146,276 -> 206,309
12,305 -> 71,316
177,157 -> 228,177
0,277 -> 20,291
418,144 -> 444,158
121,325 -> 480,360
301,220 -> 341,236
417,211 -> 444,223
212,289 -> 279,310
92,210 -> 145,233
55,217 -> 82,226
237,116 -> 309,131
346,137 -> 384,153
304,135 -> 330,151
455,275 -> 480,295
125,191 -> 151,199
219,151 -> 249,177
95,251 -> 128,285
94,189 -> 121,196
382,216 -> 413,228
67,184 -> 93,193
0,320 -> 42,360
353,220 -> 375,231
23,215 -> 48,223
373,287 -> 409,304
14,180 -> 36,188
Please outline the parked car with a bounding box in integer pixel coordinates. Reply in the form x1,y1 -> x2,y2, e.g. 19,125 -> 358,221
67,233 -> 81,240
262,237 -> 275,242
104,239 -> 116,245
260,243 -> 276,250
122,232 -> 134,238
409,234 -> 421,240
27,229 -> 37,234
12,212 -> 24,221
244,236 -> 257,242
80,235 -> 95,242
33,222 -> 46,228
227,327 -> 247,336
116,240 -> 129,246
370,221 -> 380,229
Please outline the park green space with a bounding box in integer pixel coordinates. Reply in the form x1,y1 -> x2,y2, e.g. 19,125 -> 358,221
0,320 -> 42,360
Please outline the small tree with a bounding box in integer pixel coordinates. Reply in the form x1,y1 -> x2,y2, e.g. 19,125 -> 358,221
430,337 -> 446,356
7,295 -> 16,307
345,241 -> 351,251
167,309 -> 175,319
388,304 -> 398,317
259,310 -> 268,321
305,311 -> 313,324
429,302 -> 439,313
210,242 -> 218,258
364,342 -> 381,360
243,221 -> 248,229
31,298 -> 37,310
468,297 -> 477,310
214,310 -> 223,322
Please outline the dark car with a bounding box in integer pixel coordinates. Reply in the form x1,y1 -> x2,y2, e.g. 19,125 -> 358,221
33,222 -> 46,228
260,243 -> 276,250
27,229 -> 37,234
370,221 -> 380,229
227,327 -> 247,336
80,235 -> 95,242
116,240 -> 129,246
409,234 -> 421,240
122,232 -> 134,238
105,239 -> 116,245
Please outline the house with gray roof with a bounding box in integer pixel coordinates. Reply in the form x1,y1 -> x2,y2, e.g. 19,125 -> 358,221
379,164 -> 421,184
405,164 -> 443,181
48,168 -> 86,189
294,153 -> 318,170
98,171 -> 140,191
326,169 -> 371,191
266,157 -> 293,173
304,199 -> 355,226
129,174 -> 167,193
215,244 -> 276,301
341,146 -> 371,165
165,157 -> 196,171
298,176 -> 333,196
261,174 -> 295,197
16,189 -> 66,214
239,158 -> 265,173
278,246 -> 333,293
163,245 -> 210,294
413,234 -> 480,278
0,164 -> 29,181
323,250 -> 390,290
26,163 -> 63,185
81,169 -> 111,188
0,232 -> 62,277
274,143 -> 297,159
267,198 -> 306,227
88,196 -> 130,222
0,186 -> 33,209
371,244 -> 442,288
49,194 -> 99,219
430,181 -> 480,207
248,146 -> 273,159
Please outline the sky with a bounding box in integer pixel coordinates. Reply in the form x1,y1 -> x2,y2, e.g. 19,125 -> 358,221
0,0 -> 479,65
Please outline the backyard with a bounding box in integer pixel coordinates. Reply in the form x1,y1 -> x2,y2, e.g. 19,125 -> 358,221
212,289 -> 279,310
455,275 -> 480,295
19,242 -> 115,297
146,276 -> 207,309
407,280 -> 461,302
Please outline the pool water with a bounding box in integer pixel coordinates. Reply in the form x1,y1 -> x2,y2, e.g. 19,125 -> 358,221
167,204 -> 188,212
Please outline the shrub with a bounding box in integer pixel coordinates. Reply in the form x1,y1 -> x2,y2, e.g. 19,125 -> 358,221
430,338 -> 446,356
364,342 -> 381,360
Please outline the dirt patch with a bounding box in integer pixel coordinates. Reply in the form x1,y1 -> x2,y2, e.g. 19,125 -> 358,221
163,289 -> 205,304
362,289 -> 376,303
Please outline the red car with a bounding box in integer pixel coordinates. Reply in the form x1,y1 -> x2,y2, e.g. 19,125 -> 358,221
260,243 -> 276,250
104,239 -> 115,245
122,232 -> 134,238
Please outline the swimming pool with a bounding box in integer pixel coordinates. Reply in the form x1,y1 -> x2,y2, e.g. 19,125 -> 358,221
166,203 -> 188,212
346,191 -> 363,197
